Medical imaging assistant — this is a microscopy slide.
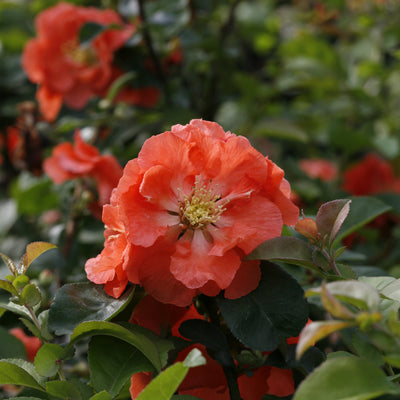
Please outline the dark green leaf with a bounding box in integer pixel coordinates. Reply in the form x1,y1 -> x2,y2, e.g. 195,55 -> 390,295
179,319 -> 234,367
293,357 -> 400,400
48,282 -> 134,335
247,237 -> 319,272
0,326 -> 27,359
79,22 -> 106,45
217,262 -> 309,351
88,336 -> 154,397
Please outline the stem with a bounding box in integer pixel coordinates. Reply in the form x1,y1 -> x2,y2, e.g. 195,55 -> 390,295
137,0 -> 170,101
223,366 -> 243,400
25,303 -> 43,337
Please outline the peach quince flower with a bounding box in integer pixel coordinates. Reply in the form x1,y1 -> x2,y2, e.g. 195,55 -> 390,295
85,119 -> 299,306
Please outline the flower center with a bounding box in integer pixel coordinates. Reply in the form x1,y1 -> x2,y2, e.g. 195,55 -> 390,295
63,41 -> 98,66
179,180 -> 226,230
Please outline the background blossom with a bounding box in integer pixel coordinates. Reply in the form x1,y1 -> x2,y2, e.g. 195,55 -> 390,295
22,2 -> 158,121
43,130 -> 123,211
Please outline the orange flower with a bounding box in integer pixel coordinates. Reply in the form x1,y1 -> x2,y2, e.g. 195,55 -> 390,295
342,153 -> 400,195
86,120 -> 299,306
22,3 -> 158,121
43,130 -> 123,211
299,158 -> 338,182
9,328 -> 41,362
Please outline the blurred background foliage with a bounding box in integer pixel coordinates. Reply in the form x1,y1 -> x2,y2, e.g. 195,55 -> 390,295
1,0 -> 400,287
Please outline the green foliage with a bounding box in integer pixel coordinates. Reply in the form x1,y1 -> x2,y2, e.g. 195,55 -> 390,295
48,283 -> 134,335
217,262 -> 309,351
2,0 -> 400,399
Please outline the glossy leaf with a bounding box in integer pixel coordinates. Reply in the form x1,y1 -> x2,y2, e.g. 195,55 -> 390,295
0,301 -> 32,318
136,349 -> 206,400
0,359 -> 45,391
48,282 -> 134,335
69,321 -> 162,372
293,357 -> 400,400
247,237 -> 318,271
88,335 -> 154,397
296,321 -> 355,359
34,343 -> 67,378
217,262 -> 309,351
334,196 -> 392,245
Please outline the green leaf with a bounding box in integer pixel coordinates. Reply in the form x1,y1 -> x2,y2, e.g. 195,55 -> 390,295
334,196 -> 392,245
217,262 -> 309,351
247,237 -> 319,272
178,319 -> 234,367
48,282 -> 134,335
0,300 -> 32,318
254,118 -> 309,142
79,22 -> 107,45
69,321 -> 163,372
105,72 -> 137,104
0,278 -> 18,295
352,331 -> 385,366
88,336 -> 155,397
293,357 -> 400,400
316,199 -> 351,243
46,380 -> 82,400
20,284 -> 42,307
11,176 -> 59,217
0,326 -> 27,359
306,280 -> 381,312
34,344 -> 67,377
136,349 -> 206,400
89,392 -> 113,400
13,275 -> 30,290
0,359 -> 45,391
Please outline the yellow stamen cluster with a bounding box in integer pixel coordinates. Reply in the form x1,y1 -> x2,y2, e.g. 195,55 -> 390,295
179,181 -> 226,230
63,41 -> 97,66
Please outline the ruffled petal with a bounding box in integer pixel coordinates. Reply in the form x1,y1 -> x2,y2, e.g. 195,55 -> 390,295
171,231 -> 241,290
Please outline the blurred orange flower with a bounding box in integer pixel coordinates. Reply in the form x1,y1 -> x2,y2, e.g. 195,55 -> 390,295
342,153 -> 400,195
299,158 -> 338,182
43,130 -> 123,212
9,328 -> 41,362
22,2 -> 158,121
